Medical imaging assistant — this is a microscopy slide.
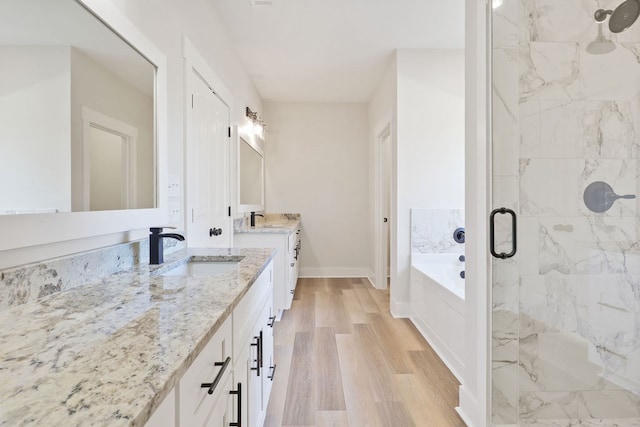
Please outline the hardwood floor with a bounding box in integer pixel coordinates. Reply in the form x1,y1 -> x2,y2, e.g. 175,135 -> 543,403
264,278 -> 466,427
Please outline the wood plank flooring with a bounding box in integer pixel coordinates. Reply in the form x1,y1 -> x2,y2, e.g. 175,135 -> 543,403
265,278 -> 466,427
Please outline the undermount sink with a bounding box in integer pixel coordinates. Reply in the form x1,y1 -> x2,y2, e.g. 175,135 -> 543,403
162,260 -> 241,277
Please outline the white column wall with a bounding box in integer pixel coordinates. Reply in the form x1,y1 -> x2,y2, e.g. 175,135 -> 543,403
393,49 -> 466,316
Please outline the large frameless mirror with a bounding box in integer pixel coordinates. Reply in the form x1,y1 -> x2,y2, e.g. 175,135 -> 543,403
0,0 -> 167,253
237,136 -> 264,213
0,0 -> 156,215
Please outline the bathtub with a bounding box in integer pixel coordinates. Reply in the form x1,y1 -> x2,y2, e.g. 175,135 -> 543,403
410,253 -> 465,382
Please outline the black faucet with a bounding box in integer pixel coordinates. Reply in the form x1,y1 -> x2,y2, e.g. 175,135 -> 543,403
250,211 -> 264,227
149,227 -> 185,265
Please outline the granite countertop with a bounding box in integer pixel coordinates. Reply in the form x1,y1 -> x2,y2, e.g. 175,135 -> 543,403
0,247 -> 275,426
234,213 -> 301,234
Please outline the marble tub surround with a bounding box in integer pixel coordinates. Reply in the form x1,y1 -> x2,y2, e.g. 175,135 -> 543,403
410,208 -> 465,254
0,247 -> 275,426
235,212 -> 301,233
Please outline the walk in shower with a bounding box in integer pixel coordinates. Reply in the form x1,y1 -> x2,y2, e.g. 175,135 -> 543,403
491,0 -> 640,425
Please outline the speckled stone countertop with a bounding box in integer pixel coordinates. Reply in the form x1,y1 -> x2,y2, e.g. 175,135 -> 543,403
235,213 -> 300,234
0,247 -> 275,426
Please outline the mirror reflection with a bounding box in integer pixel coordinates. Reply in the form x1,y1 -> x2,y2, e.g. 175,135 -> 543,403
239,137 -> 264,206
0,0 -> 156,214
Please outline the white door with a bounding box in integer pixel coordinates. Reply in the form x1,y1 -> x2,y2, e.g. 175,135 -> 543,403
381,129 -> 391,279
187,71 -> 231,247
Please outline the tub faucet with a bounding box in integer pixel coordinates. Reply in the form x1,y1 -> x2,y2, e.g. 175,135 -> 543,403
250,211 -> 264,227
149,227 -> 185,265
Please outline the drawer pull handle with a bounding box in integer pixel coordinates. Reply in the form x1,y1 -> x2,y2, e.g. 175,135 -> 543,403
229,382 -> 242,427
200,356 -> 231,395
250,331 -> 262,376
259,330 -> 263,369
268,315 -> 276,327
268,364 -> 277,381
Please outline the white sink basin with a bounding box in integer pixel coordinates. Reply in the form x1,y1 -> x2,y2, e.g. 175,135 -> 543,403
162,261 -> 240,277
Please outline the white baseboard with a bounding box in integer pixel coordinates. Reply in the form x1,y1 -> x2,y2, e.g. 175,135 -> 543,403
299,267 -> 372,278
457,385 -> 483,427
455,405 -> 474,427
411,315 -> 464,383
390,299 -> 410,318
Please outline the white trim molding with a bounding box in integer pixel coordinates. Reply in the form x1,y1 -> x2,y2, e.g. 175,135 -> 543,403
299,267 -> 373,279
460,0 -> 491,425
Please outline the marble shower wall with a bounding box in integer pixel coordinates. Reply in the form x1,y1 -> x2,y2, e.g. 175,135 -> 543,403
492,0 -> 640,424
410,209 -> 465,254
0,238 -> 185,311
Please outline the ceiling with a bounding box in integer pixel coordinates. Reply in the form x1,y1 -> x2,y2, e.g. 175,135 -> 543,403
212,0 -> 465,103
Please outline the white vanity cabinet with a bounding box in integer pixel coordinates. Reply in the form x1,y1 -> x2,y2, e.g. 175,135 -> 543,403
235,226 -> 300,319
232,262 -> 274,427
145,260 -> 274,427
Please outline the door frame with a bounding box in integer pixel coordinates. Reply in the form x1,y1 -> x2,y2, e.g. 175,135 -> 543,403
81,106 -> 138,211
373,114 -> 394,290
457,0 -> 490,426
183,36 -> 233,246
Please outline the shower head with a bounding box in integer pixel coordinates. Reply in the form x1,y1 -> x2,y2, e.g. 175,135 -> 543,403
594,0 -> 640,33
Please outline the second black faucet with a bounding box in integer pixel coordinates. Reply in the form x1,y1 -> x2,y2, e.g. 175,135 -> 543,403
250,211 -> 264,227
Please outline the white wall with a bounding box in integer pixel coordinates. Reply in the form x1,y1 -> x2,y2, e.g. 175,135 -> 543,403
0,0 -> 263,268
263,102 -> 371,277
393,49 -> 465,315
0,46 -> 71,214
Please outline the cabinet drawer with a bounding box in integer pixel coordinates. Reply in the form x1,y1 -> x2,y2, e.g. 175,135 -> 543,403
202,370 -> 234,427
179,315 -> 233,427
233,262 -> 273,353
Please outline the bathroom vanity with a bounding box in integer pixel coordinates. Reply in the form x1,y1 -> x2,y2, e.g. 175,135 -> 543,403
234,214 -> 301,320
0,248 -> 276,426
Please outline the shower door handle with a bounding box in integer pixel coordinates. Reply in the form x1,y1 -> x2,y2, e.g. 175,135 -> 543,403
489,207 -> 517,259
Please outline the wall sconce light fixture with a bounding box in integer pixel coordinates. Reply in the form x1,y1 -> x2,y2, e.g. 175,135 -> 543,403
246,107 -> 266,140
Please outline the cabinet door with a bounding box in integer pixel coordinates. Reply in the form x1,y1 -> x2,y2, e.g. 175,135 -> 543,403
144,388 -> 176,427
233,354 -> 249,427
204,371 -> 233,427
248,328 -> 263,427
261,300 -> 275,414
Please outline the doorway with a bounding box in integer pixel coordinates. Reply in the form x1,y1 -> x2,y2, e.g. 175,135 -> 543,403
81,107 -> 138,211
183,38 -> 233,248
375,119 -> 393,290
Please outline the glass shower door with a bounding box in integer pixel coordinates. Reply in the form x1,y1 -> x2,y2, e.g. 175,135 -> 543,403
490,0 -> 640,425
